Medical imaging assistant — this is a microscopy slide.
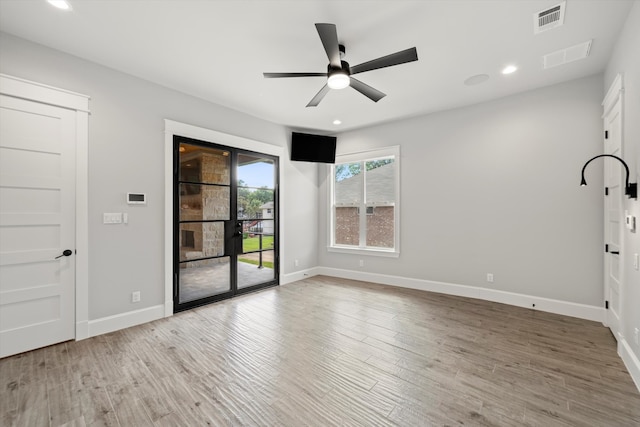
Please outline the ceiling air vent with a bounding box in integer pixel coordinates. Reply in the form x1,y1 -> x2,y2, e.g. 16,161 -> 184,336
534,2 -> 566,34
543,40 -> 592,69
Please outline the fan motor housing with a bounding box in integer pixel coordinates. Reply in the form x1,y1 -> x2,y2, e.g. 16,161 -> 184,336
328,60 -> 351,76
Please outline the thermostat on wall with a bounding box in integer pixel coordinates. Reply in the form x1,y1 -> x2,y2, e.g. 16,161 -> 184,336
127,193 -> 147,205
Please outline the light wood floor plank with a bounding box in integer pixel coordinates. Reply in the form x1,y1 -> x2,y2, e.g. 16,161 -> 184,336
1,276 -> 639,426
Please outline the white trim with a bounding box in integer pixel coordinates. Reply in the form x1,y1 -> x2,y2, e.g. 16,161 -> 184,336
602,73 -> 623,118
328,145 -> 401,256
327,246 -> 400,257
0,74 -> 91,342
305,267 -> 603,322
619,338 -> 640,393
0,74 -> 90,112
88,305 -> 165,337
282,267 -> 321,285
164,120 -> 285,316
75,108 -> 90,340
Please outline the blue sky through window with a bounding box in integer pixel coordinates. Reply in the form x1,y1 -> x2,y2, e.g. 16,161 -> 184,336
238,161 -> 274,189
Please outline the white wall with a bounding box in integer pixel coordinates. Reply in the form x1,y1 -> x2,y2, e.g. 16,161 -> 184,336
604,1 -> 640,384
320,74 -> 604,307
0,32 -> 318,321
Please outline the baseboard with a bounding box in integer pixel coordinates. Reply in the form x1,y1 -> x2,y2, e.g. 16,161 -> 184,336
282,267 -> 321,285
87,304 -> 165,337
619,338 -> 640,392
315,267 -> 604,322
75,321 -> 89,341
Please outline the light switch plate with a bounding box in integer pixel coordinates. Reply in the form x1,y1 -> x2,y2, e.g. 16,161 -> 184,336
103,213 -> 122,224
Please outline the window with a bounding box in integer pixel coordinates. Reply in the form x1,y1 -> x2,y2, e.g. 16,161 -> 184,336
329,146 -> 399,256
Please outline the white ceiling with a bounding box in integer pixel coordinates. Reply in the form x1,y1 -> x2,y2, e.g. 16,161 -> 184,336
0,0 -> 633,133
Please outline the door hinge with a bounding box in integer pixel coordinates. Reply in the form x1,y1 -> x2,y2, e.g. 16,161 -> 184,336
605,300 -> 609,309
605,187 -> 609,196
605,243 -> 609,253
605,130 -> 609,139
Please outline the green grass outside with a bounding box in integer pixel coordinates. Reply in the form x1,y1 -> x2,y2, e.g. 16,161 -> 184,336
242,235 -> 274,252
238,258 -> 274,269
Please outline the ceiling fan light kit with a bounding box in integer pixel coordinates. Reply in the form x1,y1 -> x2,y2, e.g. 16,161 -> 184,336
264,23 -> 418,107
327,72 -> 350,90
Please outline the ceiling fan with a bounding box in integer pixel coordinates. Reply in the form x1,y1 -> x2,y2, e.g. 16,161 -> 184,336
263,23 -> 418,107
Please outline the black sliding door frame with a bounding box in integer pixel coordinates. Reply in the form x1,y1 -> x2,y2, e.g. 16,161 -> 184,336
173,135 -> 279,313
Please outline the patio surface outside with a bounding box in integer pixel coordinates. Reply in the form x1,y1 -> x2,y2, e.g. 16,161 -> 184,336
179,252 -> 275,303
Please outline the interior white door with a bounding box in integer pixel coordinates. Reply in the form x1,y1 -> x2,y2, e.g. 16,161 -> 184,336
0,94 -> 76,358
603,94 -> 623,341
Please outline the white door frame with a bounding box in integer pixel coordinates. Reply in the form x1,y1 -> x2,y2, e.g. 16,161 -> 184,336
163,120 -> 285,316
0,74 -> 90,341
602,73 -> 624,338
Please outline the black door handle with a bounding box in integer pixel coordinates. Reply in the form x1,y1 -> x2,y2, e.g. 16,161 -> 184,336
55,249 -> 73,259
610,251 -> 620,255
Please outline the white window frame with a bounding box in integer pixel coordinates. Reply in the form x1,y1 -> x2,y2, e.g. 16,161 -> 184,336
328,145 -> 400,257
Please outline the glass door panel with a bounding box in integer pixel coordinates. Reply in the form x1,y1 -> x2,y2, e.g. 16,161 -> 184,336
178,257 -> 231,303
237,154 -> 277,291
176,140 -> 232,309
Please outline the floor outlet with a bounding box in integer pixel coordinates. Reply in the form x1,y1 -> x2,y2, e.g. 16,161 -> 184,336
132,291 -> 141,303
487,273 -> 494,283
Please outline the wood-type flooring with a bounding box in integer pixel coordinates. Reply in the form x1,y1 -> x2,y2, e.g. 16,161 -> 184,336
1,276 -> 639,426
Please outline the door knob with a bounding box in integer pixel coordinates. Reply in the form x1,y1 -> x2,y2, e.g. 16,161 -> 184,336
236,231 -> 242,236
55,249 -> 73,259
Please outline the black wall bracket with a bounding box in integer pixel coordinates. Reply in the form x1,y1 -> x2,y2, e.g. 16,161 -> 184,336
580,154 -> 638,200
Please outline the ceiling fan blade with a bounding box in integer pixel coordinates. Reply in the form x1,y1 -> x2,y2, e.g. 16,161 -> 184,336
315,23 -> 342,69
351,47 -> 418,75
349,78 -> 386,102
306,84 -> 331,107
263,72 -> 326,78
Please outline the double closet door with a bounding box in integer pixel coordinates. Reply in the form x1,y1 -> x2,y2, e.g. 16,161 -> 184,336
174,135 -> 278,312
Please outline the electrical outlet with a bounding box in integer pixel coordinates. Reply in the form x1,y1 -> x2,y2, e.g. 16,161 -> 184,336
294,259 -> 299,267
634,253 -> 639,271
131,291 -> 141,303
359,260 -> 364,267
487,273 -> 494,283
635,328 -> 639,345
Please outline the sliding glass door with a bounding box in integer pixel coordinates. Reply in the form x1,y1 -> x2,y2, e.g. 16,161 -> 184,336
173,135 -> 278,312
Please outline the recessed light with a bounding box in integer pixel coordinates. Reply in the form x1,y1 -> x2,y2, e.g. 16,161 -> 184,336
502,65 -> 518,75
333,119 -> 342,125
48,0 -> 71,10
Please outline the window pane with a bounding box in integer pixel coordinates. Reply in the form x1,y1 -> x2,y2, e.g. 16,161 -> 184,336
238,155 -> 274,190
237,250 -> 275,289
179,257 -> 230,303
335,162 -> 361,206
237,188 -> 274,219
335,207 -> 359,246
366,207 -> 394,248
179,144 -> 230,185
179,184 -> 229,221
242,225 -> 274,253
365,159 -> 395,205
179,222 -> 225,261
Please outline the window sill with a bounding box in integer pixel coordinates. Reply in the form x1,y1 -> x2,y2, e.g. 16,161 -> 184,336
327,246 -> 400,258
